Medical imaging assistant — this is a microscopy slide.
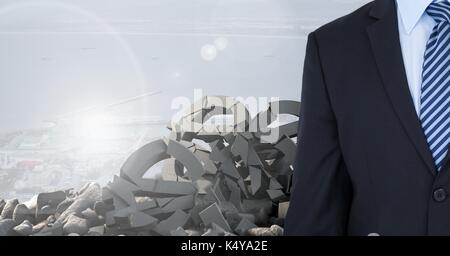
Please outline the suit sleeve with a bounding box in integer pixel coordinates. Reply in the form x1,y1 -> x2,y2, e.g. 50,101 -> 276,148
284,32 -> 353,236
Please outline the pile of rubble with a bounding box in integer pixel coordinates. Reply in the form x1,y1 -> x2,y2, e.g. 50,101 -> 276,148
0,97 -> 300,236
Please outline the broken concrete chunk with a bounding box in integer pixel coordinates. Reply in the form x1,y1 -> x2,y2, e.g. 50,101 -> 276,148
278,202 -> 290,219
235,218 -> 257,236
89,225 -> 105,236
170,226 -> 189,236
56,198 -> 74,215
135,197 -> 157,211
102,187 -> 114,204
37,191 -> 66,210
242,199 -> 272,213
266,189 -> 287,202
166,139 -> 206,181
249,166 -> 262,195
154,180 -> 197,195
82,208 -> 102,227
225,177 -> 242,210
0,219 -> 16,236
94,201 -> 113,216
247,224 -> 284,236
161,195 -> 195,212
269,178 -> 283,190
193,179 -> 212,195
63,215 -> 89,235
156,197 -> 174,208
129,212 -> 158,228
1,199 -> 19,219
195,150 -> 217,175
154,209 -> 190,236
202,223 -> 236,236
13,204 -> 34,224
274,135 -> 297,164
199,203 -> 231,232
220,159 -> 241,179
120,139 -> 170,183
109,175 -> 140,206
13,220 -> 33,236
34,222 -> 64,236
55,183 -> 101,226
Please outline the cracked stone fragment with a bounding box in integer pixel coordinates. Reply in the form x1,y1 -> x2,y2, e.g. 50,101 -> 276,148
278,202 -> 290,219
155,198 -> 173,209
194,179 -> 212,195
249,166 -> 262,195
13,204 -> 34,224
34,222 -> 64,236
109,175 -> 140,206
161,158 -> 183,181
133,179 -> 157,193
56,198 -> 74,215
136,197 -> 157,211
247,225 -> 284,236
221,159 -> 241,179
89,226 -> 105,236
266,189 -> 287,202
195,150 -> 217,175
102,187 -> 114,204
274,135 -> 297,164
129,211 -> 158,228
235,218 -> 257,236
237,178 -> 250,199
161,195 -> 195,213
199,203 -> 231,232
0,219 -> 16,236
154,180 -> 197,195
113,206 -> 138,227
170,226 -> 189,236
242,199 -> 272,213
225,177 -> 242,210
120,139 -> 170,183
231,134 -> 249,163
202,223 -> 236,236
105,211 -> 116,226
55,183 -> 101,226
269,178 -> 283,190
1,199 -> 18,219
94,201 -> 113,216
63,215 -> 89,235
82,208 -> 103,227
37,191 -> 66,210
13,220 -> 33,236
166,139 -> 205,181
154,209 -> 190,236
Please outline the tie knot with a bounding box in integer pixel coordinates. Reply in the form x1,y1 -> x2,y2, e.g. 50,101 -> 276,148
427,1 -> 450,23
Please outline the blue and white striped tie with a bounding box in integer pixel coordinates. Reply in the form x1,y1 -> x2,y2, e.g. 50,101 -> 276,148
420,1 -> 450,171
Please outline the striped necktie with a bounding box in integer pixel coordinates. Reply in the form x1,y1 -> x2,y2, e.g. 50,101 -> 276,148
420,1 -> 450,171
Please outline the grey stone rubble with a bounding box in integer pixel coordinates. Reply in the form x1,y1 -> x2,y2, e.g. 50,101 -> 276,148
0,97 -> 300,236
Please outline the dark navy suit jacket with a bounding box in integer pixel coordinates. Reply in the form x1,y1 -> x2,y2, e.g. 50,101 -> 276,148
285,0 -> 450,236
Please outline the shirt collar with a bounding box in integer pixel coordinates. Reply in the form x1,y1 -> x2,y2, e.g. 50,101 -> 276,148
396,0 -> 434,34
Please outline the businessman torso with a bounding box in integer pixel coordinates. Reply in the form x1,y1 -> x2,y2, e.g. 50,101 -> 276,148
285,0 -> 450,235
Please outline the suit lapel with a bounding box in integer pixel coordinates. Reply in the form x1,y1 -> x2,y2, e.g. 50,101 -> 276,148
366,0 -> 436,175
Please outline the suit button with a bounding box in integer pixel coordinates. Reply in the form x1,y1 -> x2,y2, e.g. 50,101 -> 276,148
434,188 -> 447,202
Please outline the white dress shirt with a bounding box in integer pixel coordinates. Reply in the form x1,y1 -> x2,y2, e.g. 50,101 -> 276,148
395,0 -> 442,115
